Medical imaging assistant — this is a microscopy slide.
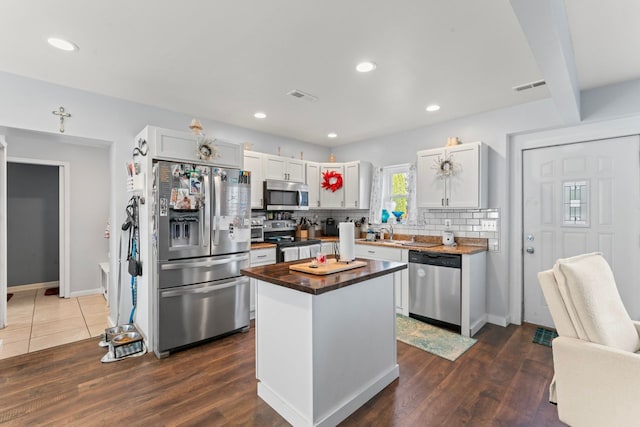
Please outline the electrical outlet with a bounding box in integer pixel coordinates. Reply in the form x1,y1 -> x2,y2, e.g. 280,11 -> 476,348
444,219 -> 452,228
481,220 -> 497,231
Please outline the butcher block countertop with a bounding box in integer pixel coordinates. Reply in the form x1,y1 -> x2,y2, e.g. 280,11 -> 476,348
250,242 -> 277,250
241,258 -> 406,295
355,240 -> 487,255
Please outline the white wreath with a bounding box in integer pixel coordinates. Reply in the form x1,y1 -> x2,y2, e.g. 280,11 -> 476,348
196,138 -> 218,161
432,155 -> 459,178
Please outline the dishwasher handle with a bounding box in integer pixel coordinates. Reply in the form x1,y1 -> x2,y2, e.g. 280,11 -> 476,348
408,250 -> 461,268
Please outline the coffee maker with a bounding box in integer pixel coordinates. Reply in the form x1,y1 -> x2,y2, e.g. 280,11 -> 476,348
324,218 -> 339,236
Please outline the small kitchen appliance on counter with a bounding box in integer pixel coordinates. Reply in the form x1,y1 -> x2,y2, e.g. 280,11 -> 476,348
442,231 -> 455,246
325,218 -> 338,236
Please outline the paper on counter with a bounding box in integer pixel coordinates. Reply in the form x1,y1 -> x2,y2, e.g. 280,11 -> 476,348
339,222 -> 356,262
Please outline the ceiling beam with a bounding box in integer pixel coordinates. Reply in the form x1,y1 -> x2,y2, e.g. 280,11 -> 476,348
511,0 -> 581,123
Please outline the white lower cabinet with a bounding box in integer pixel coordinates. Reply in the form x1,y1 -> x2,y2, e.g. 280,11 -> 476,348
355,244 -> 408,315
250,247 -> 276,319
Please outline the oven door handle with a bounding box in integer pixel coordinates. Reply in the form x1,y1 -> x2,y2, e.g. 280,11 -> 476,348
160,254 -> 249,270
161,277 -> 249,297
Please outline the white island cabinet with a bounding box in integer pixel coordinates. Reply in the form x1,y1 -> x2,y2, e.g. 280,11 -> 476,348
242,259 -> 405,427
249,246 -> 276,319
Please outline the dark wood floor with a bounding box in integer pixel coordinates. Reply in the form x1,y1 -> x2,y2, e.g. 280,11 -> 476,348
0,322 -> 564,426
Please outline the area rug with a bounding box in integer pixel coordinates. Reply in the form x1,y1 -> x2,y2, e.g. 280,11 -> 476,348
532,327 -> 558,347
44,287 -> 59,296
396,314 -> 477,362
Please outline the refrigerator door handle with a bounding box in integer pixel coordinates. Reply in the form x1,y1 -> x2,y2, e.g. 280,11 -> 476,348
213,174 -> 222,246
203,173 -> 210,247
160,254 -> 250,270
161,277 -> 249,297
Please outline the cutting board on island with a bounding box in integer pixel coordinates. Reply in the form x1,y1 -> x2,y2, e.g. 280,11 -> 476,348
289,258 -> 367,275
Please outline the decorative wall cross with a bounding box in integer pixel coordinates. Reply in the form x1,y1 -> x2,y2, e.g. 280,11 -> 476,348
52,106 -> 71,133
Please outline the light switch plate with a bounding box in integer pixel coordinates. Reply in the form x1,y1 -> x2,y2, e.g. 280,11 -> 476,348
444,219 -> 452,229
481,220 -> 497,231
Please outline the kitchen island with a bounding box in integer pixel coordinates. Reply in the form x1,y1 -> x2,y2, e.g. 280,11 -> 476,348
241,258 -> 406,427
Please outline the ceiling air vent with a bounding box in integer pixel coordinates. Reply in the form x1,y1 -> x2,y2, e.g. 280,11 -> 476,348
512,79 -> 546,92
287,89 -> 319,102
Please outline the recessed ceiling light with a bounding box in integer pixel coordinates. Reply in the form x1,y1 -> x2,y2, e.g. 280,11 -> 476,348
356,62 -> 377,73
426,104 -> 441,112
327,133 -> 338,138
47,37 -> 78,52
254,112 -> 266,119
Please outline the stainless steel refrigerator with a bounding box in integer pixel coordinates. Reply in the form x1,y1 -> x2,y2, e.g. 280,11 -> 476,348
153,161 -> 251,357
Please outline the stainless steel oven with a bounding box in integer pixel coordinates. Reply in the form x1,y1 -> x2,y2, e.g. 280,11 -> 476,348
264,180 -> 309,211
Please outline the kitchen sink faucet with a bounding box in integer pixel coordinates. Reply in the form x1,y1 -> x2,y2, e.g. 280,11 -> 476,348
380,226 -> 394,241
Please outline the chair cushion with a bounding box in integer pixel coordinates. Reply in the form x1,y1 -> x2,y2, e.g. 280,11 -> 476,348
553,253 -> 640,353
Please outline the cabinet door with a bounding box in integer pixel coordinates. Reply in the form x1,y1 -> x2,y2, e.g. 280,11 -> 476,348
319,164 -> 344,208
306,162 -> 321,208
250,247 -> 276,318
244,151 -> 265,209
417,148 -> 446,208
264,155 -> 286,180
447,143 -> 479,208
344,161 -> 360,209
286,159 -> 306,183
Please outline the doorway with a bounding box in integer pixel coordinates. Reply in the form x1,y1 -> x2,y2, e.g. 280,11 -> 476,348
7,163 -> 60,292
7,158 -> 70,298
522,136 -> 640,327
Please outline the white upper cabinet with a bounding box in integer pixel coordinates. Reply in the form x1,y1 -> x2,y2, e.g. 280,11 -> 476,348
344,161 -> 372,209
306,161 -> 321,209
264,154 -> 305,182
319,164 -> 345,208
319,161 -> 372,209
147,126 -> 243,168
243,150 -> 265,209
417,141 -> 487,209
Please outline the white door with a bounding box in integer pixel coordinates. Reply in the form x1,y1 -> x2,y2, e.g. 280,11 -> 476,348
306,162 -> 320,209
416,148 -> 446,208
319,164 -> 344,208
344,161 -> 359,209
447,143 -> 479,208
523,136 -> 640,327
286,159 -> 306,183
0,136 -> 6,328
243,151 -> 264,209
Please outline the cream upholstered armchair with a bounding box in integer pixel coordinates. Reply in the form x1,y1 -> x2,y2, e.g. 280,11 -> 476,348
538,252 -> 640,427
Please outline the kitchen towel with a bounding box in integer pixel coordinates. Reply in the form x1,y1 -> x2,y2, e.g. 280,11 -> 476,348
339,222 -> 356,262
299,246 -> 311,259
282,247 -> 299,262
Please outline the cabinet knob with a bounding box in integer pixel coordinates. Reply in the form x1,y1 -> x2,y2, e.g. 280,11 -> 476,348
441,198 -> 444,207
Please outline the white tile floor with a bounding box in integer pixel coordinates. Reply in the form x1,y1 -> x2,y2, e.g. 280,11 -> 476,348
0,289 -> 110,360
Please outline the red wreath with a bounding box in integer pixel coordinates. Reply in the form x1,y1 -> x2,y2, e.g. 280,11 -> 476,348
321,170 -> 343,192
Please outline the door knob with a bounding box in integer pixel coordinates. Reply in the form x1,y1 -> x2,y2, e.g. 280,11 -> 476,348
526,247 -> 535,254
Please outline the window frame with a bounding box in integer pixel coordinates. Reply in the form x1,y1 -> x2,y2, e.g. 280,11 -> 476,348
382,163 -> 411,223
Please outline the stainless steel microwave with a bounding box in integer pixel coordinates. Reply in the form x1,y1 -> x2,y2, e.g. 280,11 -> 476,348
264,180 -> 309,211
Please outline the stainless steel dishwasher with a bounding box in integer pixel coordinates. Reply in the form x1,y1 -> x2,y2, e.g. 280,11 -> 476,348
409,250 -> 462,329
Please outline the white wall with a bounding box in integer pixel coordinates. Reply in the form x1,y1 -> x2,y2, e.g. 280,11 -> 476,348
2,127 -> 110,295
334,80 -> 640,325
0,71 -> 330,325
